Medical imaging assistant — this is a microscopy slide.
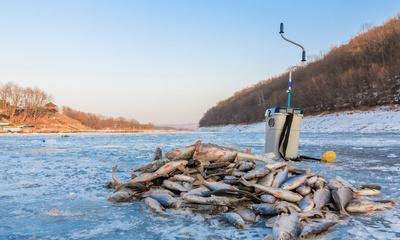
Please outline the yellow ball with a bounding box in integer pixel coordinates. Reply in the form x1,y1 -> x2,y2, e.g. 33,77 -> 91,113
321,151 -> 336,162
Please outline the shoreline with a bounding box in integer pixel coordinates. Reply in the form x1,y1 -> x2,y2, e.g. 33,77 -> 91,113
0,129 -> 187,135
199,105 -> 400,128
198,105 -> 400,133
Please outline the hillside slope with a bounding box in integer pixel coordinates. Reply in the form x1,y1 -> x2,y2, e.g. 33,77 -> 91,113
1,112 -> 93,133
199,17 -> 400,127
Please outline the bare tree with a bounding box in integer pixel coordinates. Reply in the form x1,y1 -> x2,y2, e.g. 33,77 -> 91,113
0,82 -> 53,121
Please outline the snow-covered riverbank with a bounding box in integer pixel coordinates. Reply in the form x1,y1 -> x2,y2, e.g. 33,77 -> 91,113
199,107 -> 400,133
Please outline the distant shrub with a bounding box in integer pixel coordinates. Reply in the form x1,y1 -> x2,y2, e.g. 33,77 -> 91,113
62,106 -> 154,130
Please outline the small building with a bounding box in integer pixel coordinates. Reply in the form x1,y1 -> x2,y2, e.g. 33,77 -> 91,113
45,102 -> 58,112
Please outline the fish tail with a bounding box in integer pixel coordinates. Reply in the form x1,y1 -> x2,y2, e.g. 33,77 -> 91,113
239,177 -> 252,187
194,140 -> 202,152
196,174 -> 206,185
339,208 -> 350,216
114,183 -> 126,192
112,165 -> 122,188
374,199 -> 397,207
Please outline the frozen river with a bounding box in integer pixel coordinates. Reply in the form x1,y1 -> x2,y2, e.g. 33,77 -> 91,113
0,129 -> 399,239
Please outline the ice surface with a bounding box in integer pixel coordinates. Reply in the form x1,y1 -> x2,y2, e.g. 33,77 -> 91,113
0,110 -> 399,239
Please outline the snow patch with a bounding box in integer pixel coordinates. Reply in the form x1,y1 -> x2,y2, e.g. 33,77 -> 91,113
199,108 -> 400,133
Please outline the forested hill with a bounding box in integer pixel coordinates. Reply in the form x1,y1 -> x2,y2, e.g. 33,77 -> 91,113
199,17 -> 400,127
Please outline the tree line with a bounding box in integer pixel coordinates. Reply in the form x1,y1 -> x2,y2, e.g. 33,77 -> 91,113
62,107 -> 154,130
0,82 -> 53,120
0,82 -> 155,130
199,16 -> 400,126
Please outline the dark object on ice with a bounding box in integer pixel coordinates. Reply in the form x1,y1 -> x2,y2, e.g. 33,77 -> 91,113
153,147 -> 162,161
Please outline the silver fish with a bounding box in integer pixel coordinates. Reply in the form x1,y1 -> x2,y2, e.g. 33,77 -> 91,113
206,181 -> 238,191
108,188 -> 135,203
314,188 -> 331,210
297,209 -> 324,219
198,175 -> 238,192
324,211 -> 340,221
141,188 -> 175,197
331,187 -> 353,215
184,187 -> 210,196
162,180 -> 189,192
272,213 -> 301,240
288,166 -> 310,175
360,184 -> 381,190
129,160 -> 188,184
274,201 -> 302,214
272,167 -> 288,187
170,174 -> 195,183
182,194 -> 240,206
193,142 -> 238,162
266,162 -> 287,171
354,187 -> 381,197
193,142 -> 274,162
241,178 -> 303,202
183,203 -> 228,214
328,179 -> 344,190
204,195 -> 242,206
346,199 -> 396,213
166,145 -> 195,160
238,161 -> 255,171
243,168 -> 270,180
182,194 -> 209,204
182,182 -> 192,191
252,203 -> 277,216
231,170 -> 246,177
258,172 -> 275,187
296,184 -> 311,196
149,192 -> 179,208
299,194 -> 314,212
144,197 -> 163,213
236,207 -> 257,223
306,175 -> 319,185
281,174 -> 309,190
132,159 -> 169,173
261,194 -> 276,204
300,221 -> 337,239
224,176 -> 239,184
224,212 -> 245,229
314,177 -> 327,189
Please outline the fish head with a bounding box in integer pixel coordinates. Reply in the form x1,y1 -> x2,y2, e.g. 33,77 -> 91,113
158,160 -> 188,175
277,232 -> 293,240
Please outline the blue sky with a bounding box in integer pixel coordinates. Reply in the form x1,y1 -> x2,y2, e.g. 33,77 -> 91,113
0,1 -> 399,124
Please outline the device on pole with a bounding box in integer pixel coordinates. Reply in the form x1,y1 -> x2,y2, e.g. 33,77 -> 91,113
279,22 -> 306,108
264,23 -> 307,160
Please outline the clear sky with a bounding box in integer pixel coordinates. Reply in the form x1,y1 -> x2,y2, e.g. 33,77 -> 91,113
0,1 -> 399,124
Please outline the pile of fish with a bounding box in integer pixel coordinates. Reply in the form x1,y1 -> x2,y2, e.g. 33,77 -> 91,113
105,141 -> 396,239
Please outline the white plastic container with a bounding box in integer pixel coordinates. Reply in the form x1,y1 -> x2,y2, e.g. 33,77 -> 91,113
264,107 -> 303,160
